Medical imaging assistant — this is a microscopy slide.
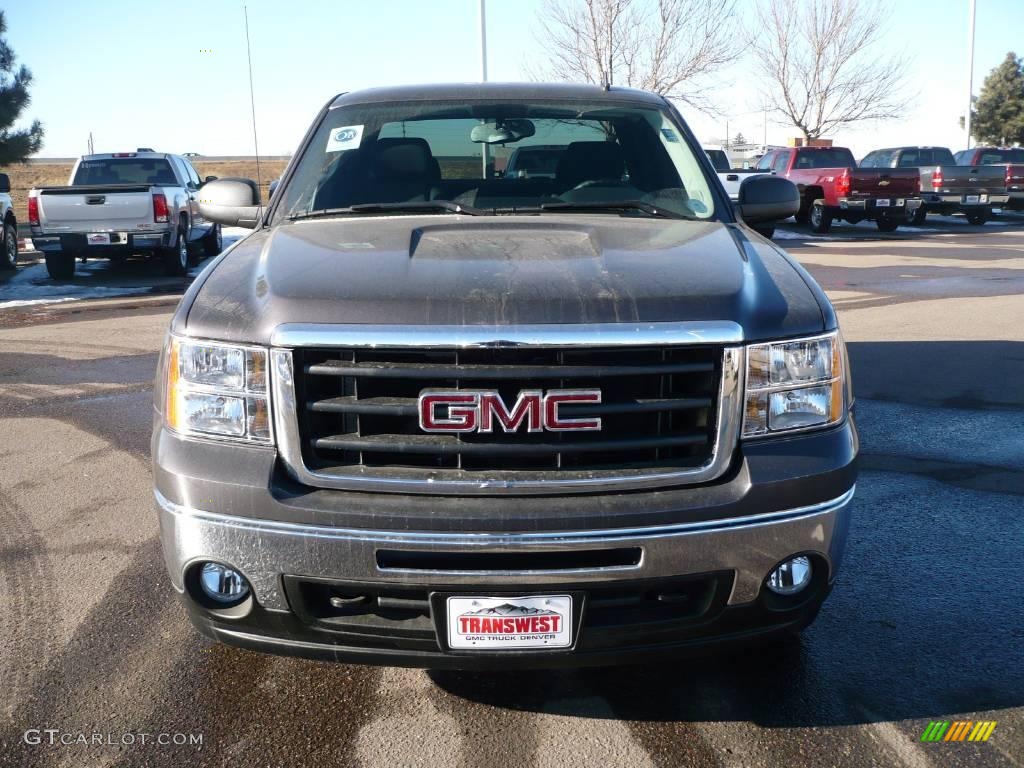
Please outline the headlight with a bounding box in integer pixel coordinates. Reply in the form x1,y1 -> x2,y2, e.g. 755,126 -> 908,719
165,336 -> 272,443
743,331 -> 847,437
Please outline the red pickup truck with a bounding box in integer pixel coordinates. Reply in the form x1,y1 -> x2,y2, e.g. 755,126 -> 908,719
756,146 -> 921,233
954,147 -> 1024,211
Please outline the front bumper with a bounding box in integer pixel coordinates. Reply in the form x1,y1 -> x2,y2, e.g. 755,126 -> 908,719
154,420 -> 857,668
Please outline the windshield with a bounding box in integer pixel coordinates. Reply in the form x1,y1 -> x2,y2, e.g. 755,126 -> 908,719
277,99 -> 717,221
72,158 -> 176,186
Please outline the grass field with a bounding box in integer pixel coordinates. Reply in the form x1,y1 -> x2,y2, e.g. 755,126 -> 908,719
4,160 -> 289,227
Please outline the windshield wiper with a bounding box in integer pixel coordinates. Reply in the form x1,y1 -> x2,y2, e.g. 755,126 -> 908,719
288,200 -> 484,220
536,200 -> 692,219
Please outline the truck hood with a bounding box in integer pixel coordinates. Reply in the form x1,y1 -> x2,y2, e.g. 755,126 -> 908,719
180,215 -> 827,344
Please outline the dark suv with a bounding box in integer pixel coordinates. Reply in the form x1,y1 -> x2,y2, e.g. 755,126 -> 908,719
152,83 -> 856,669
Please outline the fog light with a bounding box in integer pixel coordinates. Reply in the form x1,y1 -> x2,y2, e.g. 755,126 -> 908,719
766,556 -> 813,595
198,562 -> 250,605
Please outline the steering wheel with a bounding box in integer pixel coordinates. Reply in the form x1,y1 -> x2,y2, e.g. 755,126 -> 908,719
571,178 -> 631,191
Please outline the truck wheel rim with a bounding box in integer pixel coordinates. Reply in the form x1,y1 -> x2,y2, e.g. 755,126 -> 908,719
5,230 -> 14,265
179,235 -> 188,268
811,206 -> 821,227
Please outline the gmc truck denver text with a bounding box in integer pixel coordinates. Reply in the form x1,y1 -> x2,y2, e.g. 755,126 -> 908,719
153,84 -> 858,669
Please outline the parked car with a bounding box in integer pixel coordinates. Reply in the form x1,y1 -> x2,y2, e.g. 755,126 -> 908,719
954,146 -> 1024,211
703,146 -> 769,202
28,150 -> 224,279
152,82 -> 858,670
503,144 -> 566,178
757,146 -> 921,233
0,173 -> 17,271
860,146 -> 1008,225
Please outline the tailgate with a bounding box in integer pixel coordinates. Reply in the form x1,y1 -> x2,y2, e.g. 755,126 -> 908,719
935,166 -> 1007,195
848,169 -> 919,197
37,185 -> 155,231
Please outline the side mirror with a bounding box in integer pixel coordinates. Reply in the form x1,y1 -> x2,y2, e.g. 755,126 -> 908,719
268,179 -> 280,198
0,173 -> 9,194
198,177 -> 262,228
204,175 -> 218,184
734,175 -> 799,224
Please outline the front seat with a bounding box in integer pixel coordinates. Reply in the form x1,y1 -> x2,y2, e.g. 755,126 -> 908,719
362,138 -> 441,204
555,141 -> 626,196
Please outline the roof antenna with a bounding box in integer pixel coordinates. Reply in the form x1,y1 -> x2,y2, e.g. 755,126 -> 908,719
243,5 -> 263,209
603,48 -> 612,90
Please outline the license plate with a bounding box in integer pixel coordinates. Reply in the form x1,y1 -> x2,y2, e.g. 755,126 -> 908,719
86,233 -> 111,245
875,199 -> 891,207
447,595 -> 572,650
965,195 -> 980,204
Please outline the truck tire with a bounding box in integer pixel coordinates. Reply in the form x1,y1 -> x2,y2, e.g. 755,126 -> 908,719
966,209 -> 989,226
202,223 -> 223,257
162,226 -> 190,276
909,206 -> 927,225
45,251 -> 76,280
876,217 -> 900,233
809,201 -> 832,233
0,220 -> 16,270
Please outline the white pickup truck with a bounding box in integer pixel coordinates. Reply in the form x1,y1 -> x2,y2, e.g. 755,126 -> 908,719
28,151 -> 223,279
0,173 -> 16,271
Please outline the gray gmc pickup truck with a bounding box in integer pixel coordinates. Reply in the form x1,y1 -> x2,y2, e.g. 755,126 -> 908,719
153,83 -> 858,669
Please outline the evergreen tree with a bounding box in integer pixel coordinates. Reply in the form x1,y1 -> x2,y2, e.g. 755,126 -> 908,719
733,132 -> 746,145
0,11 -> 43,165
973,52 -> 1024,146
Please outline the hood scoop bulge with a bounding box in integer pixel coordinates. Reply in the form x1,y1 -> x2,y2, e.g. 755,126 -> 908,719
408,222 -> 601,261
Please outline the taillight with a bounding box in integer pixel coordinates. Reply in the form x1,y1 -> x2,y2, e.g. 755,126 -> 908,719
836,169 -> 851,198
932,168 -> 944,190
153,193 -> 169,223
28,195 -> 40,226
1007,166 -> 1014,186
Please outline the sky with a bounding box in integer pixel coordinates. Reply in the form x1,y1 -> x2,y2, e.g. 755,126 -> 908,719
5,0 -> 1023,160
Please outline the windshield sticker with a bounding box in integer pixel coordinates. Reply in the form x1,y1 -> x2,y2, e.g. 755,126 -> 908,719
660,128 -> 679,143
326,125 -> 364,153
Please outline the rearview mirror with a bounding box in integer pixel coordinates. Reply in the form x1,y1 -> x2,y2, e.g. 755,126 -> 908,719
734,175 -> 800,224
198,177 -> 262,229
0,173 -> 9,194
470,119 -> 536,145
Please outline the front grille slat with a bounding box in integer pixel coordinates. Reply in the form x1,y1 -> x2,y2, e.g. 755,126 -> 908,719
305,360 -> 714,379
307,395 -> 713,417
313,432 -> 709,456
292,342 -> 723,485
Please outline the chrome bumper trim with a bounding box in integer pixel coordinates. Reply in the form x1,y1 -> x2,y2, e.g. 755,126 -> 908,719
156,486 -> 854,609
270,323 -> 744,495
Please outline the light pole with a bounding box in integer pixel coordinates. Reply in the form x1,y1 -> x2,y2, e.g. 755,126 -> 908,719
479,0 -> 489,178
965,0 -> 976,149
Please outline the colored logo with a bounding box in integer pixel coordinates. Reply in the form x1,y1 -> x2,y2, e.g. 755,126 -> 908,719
920,721 -> 996,742
418,389 -> 602,433
334,129 -> 358,143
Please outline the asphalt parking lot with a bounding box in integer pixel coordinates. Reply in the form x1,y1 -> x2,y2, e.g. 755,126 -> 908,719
0,214 -> 1021,767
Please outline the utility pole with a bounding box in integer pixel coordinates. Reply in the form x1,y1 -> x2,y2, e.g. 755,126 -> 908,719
965,0 -> 976,149
479,0 -> 489,179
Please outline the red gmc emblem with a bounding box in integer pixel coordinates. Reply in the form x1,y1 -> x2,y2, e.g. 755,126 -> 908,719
418,389 -> 602,433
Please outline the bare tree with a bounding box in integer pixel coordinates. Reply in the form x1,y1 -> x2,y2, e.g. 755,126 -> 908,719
536,0 -> 738,111
748,0 -> 909,140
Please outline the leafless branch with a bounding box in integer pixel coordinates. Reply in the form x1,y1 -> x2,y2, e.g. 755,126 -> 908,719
746,0 -> 911,139
535,0 -> 738,113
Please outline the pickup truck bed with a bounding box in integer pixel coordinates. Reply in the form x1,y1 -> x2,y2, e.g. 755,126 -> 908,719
916,165 -> 1008,224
